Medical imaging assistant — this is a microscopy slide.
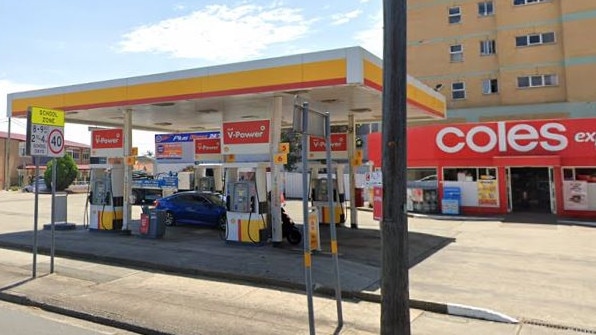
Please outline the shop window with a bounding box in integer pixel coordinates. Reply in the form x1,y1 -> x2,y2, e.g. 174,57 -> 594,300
443,167 -> 496,182
563,168 -> 574,181
407,168 -> 437,181
575,168 -> 596,181
356,123 -> 370,136
443,168 -> 478,181
562,167 -> 596,211
479,168 -> 497,180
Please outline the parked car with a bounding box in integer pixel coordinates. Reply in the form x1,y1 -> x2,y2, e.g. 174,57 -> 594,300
154,191 -> 226,229
23,177 -> 49,193
66,181 -> 90,193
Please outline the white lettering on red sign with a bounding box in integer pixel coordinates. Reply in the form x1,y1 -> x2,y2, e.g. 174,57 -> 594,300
312,139 -> 344,149
575,131 -> 596,144
200,144 -> 219,151
436,122 -> 569,153
226,130 -> 265,139
94,135 -> 121,145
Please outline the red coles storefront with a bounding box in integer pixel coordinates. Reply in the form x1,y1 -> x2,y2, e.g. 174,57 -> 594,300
368,118 -> 596,219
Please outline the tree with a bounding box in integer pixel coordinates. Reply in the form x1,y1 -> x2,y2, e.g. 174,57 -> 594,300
44,155 -> 79,191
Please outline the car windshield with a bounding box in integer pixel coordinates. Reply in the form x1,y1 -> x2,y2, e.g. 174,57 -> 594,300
202,193 -> 225,206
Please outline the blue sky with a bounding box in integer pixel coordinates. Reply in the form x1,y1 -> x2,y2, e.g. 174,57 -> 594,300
0,0 -> 382,154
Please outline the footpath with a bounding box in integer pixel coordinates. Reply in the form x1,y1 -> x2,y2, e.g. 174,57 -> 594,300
0,248 -> 576,335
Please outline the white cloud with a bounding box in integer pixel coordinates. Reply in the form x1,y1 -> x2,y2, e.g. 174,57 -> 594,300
355,10 -> 382,57
118,4 -> 312,62
331,9 -> 363,25
0,80 -> 42,133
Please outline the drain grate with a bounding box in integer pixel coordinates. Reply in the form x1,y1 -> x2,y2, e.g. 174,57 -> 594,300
522,319 -> 596,334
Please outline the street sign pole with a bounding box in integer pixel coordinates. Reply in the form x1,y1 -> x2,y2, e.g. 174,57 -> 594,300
300,102 -> 316,335
325,111 -> 343,331
32,157 -> 40,278
50,158 -> 57,273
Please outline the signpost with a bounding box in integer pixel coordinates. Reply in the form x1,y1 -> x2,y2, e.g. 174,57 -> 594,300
26,106 -> 65,277
294,99 -> 343,335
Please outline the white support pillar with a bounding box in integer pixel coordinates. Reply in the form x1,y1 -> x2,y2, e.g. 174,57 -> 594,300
213,167 -> 224,193
347,114 -> 358,228
122,108 -> 133,231
270,96 -> 283,245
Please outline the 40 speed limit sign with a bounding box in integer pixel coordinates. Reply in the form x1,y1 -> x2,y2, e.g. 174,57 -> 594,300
26,107 -> 65,157
48,129 -> 65,156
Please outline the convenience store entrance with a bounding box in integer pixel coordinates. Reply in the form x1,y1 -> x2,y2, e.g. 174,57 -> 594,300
508,167 -> 552,213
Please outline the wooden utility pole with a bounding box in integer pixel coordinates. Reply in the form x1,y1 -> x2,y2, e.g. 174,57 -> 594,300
381,0 -> 411,334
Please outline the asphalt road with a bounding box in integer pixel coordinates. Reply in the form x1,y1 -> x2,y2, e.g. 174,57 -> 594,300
0,300 -> 137,335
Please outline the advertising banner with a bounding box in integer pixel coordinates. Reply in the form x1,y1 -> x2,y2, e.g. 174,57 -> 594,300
307,133 -> 348,160
477,179 -> 498,207
222,120 -> 270,155
364,171 -> 383,187
563,181 -> 588,210
155,131 -> 219,163
194,137 -> 222,163
91,128 -> 123,157
373,186 -> 383,221
156,143 -> 183,159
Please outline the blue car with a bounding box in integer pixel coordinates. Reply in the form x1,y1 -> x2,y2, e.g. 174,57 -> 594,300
154,191 -> 226,229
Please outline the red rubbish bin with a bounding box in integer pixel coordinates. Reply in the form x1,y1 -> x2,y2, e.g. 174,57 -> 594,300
354,188 -> 364,207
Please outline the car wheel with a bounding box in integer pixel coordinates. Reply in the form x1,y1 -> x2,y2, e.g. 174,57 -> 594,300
217,215 -> 227,240
286,227 -> 302,245
164,211 -> 176,226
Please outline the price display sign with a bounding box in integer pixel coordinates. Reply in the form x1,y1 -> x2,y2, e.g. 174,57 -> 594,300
26,107 -> 65,157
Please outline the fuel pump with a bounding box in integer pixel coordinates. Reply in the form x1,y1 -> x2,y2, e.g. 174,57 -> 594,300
310,164 -> 346,224
224,163 -> 268,244
195,164 -> 224,193
88,159 -> 124,231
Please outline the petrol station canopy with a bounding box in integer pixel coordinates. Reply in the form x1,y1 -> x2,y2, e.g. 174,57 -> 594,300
7,46 -> 445,131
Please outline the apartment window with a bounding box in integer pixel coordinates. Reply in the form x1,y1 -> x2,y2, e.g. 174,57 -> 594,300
482,79 -> 499,94
517,74 -> 558,88
450,44 -> 463,62
478,1 -> 494,16
513,0 -> 545,5
449,7 -> 461,24
480,40 -> 496,55
515,32 -> 555,46
452,82 -> 466,99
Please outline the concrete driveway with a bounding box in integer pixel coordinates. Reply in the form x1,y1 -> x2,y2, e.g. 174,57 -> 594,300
1,190 -> 595,332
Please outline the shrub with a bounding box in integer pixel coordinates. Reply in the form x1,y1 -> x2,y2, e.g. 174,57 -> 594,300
44,155 -> 79,191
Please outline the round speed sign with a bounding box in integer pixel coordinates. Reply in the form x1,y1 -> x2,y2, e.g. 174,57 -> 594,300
48,128 -> 65,156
